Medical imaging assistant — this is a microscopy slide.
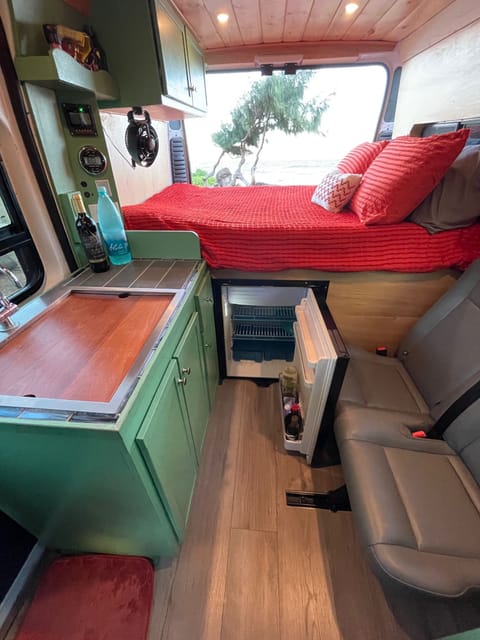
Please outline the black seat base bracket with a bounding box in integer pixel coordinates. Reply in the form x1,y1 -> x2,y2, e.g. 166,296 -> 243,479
286,485 -> 351,512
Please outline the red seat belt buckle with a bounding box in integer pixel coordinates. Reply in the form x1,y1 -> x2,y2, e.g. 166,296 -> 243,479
412,430 -> 427,438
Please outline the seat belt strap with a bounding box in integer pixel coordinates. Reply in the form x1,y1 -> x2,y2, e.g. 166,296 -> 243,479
428,379 -> 480,439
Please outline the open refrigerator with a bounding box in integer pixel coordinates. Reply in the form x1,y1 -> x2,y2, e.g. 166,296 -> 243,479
211,277 -> 349,466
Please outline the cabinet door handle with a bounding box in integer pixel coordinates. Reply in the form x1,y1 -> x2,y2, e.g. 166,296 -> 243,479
203,296 -> 213,304
177,377 -> 187,385
204,343 -> 211,349
181,367 -> 191,375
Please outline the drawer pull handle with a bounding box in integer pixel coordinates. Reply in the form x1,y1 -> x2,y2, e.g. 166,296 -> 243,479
204,343 -> 211,349
182,367 -> 191,375
203,296 -> 213,303
177,377 -> 187,385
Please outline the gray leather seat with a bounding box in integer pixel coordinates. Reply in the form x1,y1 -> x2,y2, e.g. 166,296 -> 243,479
334,259 -> 480,597
335,401 -> 480,597
337,258 -> 480,429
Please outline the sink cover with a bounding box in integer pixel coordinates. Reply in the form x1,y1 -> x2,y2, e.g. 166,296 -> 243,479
0,291 -> 176,407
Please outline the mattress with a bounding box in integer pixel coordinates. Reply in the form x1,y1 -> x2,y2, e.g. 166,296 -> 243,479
122,184 -> 480,272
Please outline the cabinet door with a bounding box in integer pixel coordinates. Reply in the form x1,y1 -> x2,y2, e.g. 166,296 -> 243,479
174,312 -> 210,458
136,359 -> 197,539
186,31 -> 207,111
154,1 -> 191,105
195,275 -> 218,407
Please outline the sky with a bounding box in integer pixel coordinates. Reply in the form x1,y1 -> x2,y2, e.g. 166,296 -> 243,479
185,64 -> 388,184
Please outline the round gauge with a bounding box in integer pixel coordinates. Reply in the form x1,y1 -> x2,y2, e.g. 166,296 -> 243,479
78,146 -> 107,175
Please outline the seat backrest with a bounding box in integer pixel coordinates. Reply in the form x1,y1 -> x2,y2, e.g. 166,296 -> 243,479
444,398 -> 480,485
398,259 -> 480,419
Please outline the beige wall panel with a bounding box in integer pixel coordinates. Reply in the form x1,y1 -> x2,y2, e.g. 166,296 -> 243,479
325,270 -> 458,353
394,20 -> 480,135
100,112 -> 171,207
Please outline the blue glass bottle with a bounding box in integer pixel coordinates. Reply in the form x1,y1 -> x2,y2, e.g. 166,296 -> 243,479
96,186 -> 132,265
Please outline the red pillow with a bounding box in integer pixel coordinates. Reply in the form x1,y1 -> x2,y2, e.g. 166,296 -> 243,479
350,128 -> 470,225
337,140 -> 389,174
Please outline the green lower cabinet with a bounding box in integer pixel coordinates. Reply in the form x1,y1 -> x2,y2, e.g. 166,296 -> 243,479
0,424 -> 180,559
136,311 -> 211,541
136,358 -> 198,540
195,274 -> 219,408
0,265 -> 217,560
174,312 -> 210,459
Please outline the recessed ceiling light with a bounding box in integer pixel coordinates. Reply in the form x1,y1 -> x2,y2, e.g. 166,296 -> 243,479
345,2 -> 359,14
217,13 -> 229,24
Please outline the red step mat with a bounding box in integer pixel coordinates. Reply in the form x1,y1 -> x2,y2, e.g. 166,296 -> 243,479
15,554 -> 154,640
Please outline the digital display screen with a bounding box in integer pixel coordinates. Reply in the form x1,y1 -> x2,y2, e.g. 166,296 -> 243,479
62,103 -> 97,136
69,111 -> 92,126
84,156 -> 103,166
79,146 -> 107,175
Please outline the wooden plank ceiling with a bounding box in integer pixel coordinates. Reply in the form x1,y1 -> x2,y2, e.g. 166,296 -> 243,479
171,0 -> 458,55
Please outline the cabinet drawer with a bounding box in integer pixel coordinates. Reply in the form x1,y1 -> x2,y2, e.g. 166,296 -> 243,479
136,359 -> 197,539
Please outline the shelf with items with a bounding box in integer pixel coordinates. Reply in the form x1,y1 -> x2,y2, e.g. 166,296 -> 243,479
14,48 -> 119,100
279,379 -> 305,453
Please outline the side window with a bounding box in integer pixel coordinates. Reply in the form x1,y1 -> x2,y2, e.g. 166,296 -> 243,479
0,155 -> 43,302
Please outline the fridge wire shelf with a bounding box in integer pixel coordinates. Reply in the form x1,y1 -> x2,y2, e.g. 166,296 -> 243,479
231,304 -> 296,322
231,305 -> 296,362
232,321 -> 294,341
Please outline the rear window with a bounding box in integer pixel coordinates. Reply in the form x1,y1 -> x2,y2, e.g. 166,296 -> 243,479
185,64 -> 387,186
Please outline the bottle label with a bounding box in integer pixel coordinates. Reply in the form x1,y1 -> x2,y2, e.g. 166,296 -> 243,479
82,234 -> 106,261
77,225 -> 108,263
105,237 -> 130,257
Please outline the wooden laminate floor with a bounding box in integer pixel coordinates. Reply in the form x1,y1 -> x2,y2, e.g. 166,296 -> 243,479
148,380 -> 480,640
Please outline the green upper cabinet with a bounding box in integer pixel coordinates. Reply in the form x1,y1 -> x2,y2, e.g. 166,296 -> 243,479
90,0 -> 207,116
155,2 -> 207,112
185,30 -> 208,112
154,2 -> 191,106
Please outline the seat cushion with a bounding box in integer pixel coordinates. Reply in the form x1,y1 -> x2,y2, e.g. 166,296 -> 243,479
339,437 -> 480,597
338,345 -> 429,416
335,405 -> 434,447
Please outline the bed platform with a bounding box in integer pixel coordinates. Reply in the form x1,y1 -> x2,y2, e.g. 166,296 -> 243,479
122,183 -> 480,274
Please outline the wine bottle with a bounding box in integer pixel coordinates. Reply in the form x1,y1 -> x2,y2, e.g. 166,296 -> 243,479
72,193 -> 110,273
285,403 -> 303,441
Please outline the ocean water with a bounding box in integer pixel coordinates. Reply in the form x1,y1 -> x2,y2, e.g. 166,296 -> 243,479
194,157 -> 339,186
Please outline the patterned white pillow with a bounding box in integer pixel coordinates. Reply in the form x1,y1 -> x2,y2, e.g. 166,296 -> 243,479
311,171 -> 362,212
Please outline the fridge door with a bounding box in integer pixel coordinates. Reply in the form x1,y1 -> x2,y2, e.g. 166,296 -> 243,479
295,291 -> 339,462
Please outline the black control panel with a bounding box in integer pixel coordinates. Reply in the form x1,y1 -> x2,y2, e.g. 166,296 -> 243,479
62,103 -> 98,136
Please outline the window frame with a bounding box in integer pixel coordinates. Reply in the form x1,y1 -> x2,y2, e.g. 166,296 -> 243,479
0,154 -> 44,303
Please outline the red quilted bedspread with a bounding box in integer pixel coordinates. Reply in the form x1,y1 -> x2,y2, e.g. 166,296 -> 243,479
123,184 -> 480,272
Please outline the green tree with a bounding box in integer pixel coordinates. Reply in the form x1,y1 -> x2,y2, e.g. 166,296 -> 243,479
192,168 -> 215,186
210,71 -> 330,185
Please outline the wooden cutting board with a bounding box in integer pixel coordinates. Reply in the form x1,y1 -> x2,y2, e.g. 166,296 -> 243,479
0,292 -> 174,402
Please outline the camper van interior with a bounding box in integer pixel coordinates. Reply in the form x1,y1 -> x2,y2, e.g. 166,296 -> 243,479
1,1 -> 480,638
